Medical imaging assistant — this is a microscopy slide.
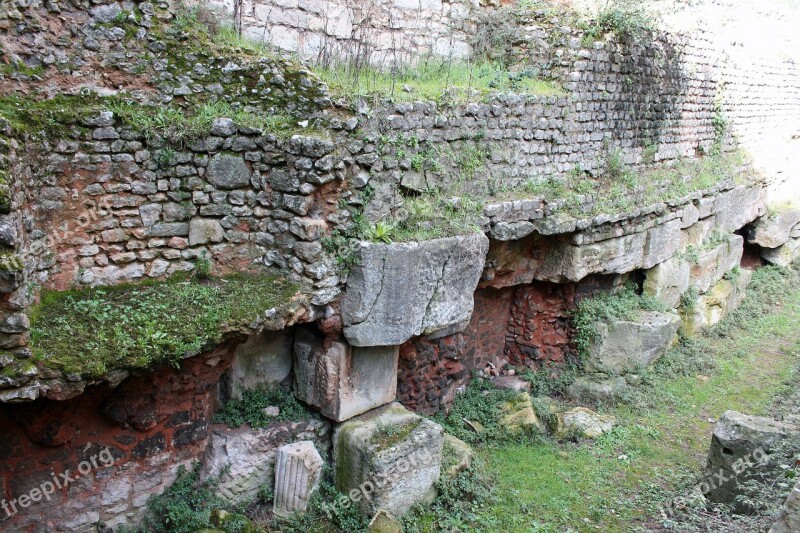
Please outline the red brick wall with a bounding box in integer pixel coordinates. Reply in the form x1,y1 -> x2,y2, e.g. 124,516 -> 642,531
0,341 -> 238,531
505,275 -> 627,369
397,288 -> 513,415
396,275 -> 628,415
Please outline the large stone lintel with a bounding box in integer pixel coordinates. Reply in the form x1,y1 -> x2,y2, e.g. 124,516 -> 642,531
342,234 -> 488,347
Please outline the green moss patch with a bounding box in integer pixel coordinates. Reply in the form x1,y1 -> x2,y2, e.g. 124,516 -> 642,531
29,272 -> 299,378
371,419 -> 422,449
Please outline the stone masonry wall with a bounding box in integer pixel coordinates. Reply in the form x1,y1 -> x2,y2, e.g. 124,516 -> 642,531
504,274 -> 623,368
207,0 -> 474,67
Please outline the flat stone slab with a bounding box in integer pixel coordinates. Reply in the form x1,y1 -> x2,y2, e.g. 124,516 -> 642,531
584,310 -> 681,375
556,407 -> 616,439
342,234 -> 488,347
333,403 -> 444,517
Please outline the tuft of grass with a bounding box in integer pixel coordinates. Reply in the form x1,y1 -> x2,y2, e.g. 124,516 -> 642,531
143,463 -> 226,533
29,272 -> 299,378
580,0 -> 657,42
213,384 -> 315,428
0,94 -> 301,141
315,60 -> 564,105
432,376 -> 530,446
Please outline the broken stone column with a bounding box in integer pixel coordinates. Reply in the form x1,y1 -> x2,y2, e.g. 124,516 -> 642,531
294,326 -> 399,422
273,441 -> 324,518
704,410 -> 797,505
333,403 -> 444,517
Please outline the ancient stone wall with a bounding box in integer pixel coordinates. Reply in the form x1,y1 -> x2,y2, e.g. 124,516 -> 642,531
207,0 -> 474,66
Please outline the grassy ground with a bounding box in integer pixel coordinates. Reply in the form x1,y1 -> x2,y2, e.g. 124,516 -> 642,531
475,267 -> 800,532
316,61 -> 564,105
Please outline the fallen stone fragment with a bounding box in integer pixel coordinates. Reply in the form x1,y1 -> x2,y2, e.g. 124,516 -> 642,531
556,407 -> 616,439
704,410 -> 798,505
367,509 -> 402,533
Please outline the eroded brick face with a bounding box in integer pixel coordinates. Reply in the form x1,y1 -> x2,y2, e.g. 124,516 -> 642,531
397,288 -> 512,415
0,342 -> 237,531
397,276 -> 626,414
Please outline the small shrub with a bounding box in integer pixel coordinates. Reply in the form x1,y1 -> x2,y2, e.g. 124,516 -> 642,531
432,376 -> 524,446
582,0 -> 657,41
402,457 -> 496,532
213,384 -> 316,428
144,463 -> 223,533
194,252 -> 212,279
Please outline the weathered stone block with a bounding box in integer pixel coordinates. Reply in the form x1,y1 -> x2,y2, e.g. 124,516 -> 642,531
704,410 -> 797,504
273,441 -> 324,517
207,153 -> 251,189
294,327 -> 399,422
748,209 -> 800,248
224,330 -> 294,400
642,218 -> 683,269
342,234 -> 488,346
567,376 -> 629,404
500,392 -> 546,434
689,234 -> 743,294
682,269 -> 752,337
713,185 -> 765,233
536,231 -> 646,282
333,403 -> 444,517
584,311 -> 680,375
643,255 -> 691,308
556,407 -> 616,439
189,217 -> 225,246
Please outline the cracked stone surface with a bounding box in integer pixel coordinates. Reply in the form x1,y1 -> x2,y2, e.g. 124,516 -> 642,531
341,233 -> 489,347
